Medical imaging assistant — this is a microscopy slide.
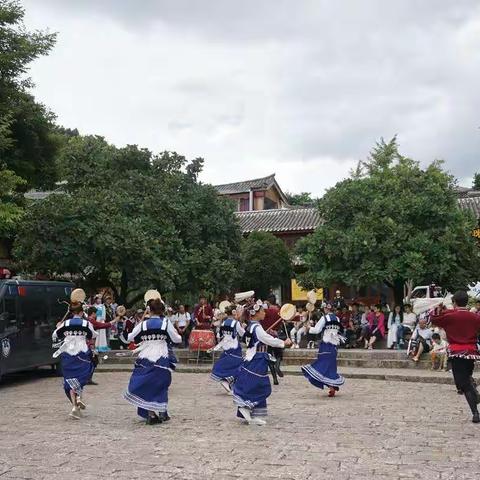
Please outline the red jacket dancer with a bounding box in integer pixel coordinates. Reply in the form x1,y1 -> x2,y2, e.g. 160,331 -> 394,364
431,290 -> 480,424
193,296 -> 214,330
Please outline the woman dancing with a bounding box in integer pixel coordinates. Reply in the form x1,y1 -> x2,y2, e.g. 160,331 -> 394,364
124,299 -> 182,425
52,301 -> 97,419
232,300 -> 291,426
210,305 -> 245,393
302,302 -> 345,397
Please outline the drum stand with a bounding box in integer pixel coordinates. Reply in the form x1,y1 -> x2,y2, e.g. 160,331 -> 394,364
194,338 -> 215,366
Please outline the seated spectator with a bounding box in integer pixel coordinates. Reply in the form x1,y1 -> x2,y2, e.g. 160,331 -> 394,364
290,306 -> 307,348
366,304 -> 385,350
409,319 -> 433,362
397,303 -> 417,347
387,305 -> 403,349
350,303 -> 362,345
338,307 -> 356,348
358,305 -> 373,347
430,332 -> 448,370
174,305 -> 191,348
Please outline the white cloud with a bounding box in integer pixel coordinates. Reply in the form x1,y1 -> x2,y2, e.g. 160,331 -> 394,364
22,0 -> 480,195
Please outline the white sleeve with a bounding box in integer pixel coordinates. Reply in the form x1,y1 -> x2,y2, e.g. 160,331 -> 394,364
236,322 -> 245,337
52,324 -> 62,342
127,322 -> 143,343
87,321 -> 98,338
387,313 -> 393,328
186,312 -> 191,321
167,320 -> 182,344
255,325 -> 285,348
309,316 -> 326,335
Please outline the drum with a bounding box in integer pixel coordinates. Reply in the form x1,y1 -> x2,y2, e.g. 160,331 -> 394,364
189,329 -> 216,351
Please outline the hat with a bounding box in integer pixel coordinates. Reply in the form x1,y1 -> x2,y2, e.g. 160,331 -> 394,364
117,305 -> 126,316
144,289 -> 162,305
219,300 -> 232,313
71,288 -> 86,303
248,299 -> 267,316
136,309 -> 144,315
280,303 -> 296,321
234,290 -> 255,303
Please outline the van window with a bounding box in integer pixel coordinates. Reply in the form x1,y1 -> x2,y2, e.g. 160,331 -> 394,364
46,286 -> 70,327
18,285 -> 47,330
0,295 -> 17,333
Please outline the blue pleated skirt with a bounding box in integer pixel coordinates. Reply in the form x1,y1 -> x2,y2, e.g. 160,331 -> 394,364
61,351 -> 94,398
124,357 -> 172,418
301,342 -> 345,390
210,345 -> 243,384
232,352 -> 271,417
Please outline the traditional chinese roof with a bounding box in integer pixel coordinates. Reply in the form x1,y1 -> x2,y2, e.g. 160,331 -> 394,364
236,207 -> 321,234
458,192 -> 480,220
215,174 -> 277,195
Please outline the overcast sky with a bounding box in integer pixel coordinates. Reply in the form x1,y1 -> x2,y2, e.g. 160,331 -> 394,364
23,0 -> 480,196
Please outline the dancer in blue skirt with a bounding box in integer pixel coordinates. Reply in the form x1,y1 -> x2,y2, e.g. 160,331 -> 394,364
210,305 -> 245,393
124,299 -> 182,425
52,302 -> 97,419
302,303 -> 345,397
233,300 -> 291,425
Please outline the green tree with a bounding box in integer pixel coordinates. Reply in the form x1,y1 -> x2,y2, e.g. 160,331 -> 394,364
473,172 -> 480,190
0,168 -> 25,237
0,0 -> 59,189
285,191 -> 317,207
13,135 -> 241,305
297,137 -> 480,304
237,232 -> 292,299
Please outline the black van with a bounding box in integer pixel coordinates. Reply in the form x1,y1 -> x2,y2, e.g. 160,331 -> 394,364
0,279 -> 74,381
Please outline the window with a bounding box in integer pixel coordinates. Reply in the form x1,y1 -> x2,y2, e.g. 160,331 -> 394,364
240,198 -> 250,211
0,294 -> 17,333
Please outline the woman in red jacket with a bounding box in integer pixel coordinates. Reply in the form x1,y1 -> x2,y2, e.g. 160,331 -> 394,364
366,304 -> 386,349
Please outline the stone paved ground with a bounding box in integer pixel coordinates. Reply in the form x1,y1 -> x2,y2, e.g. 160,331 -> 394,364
1,372 -> 480,480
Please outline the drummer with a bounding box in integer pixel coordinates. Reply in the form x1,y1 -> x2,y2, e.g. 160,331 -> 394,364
232,299 -> 291,425
193,295 -> 214,330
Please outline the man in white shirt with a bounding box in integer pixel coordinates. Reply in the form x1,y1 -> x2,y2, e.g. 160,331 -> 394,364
174,305 -> 191,348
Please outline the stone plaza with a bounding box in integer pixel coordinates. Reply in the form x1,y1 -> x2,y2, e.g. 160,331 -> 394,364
1,371 -> 479,480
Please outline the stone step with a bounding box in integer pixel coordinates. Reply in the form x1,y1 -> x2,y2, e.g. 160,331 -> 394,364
102,348 -> 432,369
95,363 -> 469,386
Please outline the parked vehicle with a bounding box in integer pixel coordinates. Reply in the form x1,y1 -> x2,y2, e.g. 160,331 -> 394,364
0,279 -> 73,381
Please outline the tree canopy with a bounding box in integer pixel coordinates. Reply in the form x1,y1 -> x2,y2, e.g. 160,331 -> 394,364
285,191 -> 318,207
0,0 -> 59,189
13,136 -> 242,305
237,231 -> 292,299
297,137 -> 480,304
473,172 -> 480,191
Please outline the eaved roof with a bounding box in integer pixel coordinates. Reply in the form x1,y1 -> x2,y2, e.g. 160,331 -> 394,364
236,207 -> 321,234
214,173 -> 289,205
458,191 -> 480,220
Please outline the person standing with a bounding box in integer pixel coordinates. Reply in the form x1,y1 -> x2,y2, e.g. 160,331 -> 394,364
93,295 -> 109,352
174,305 -> 191,348
431,291 -> 480,423
387,305 -> 403,349
210,306 -> 245,393
232,300 -> 291,425
124,299 -> 182,425
52,302 -> 97,419
302,303 -> 345,397
86,306 -> 117,385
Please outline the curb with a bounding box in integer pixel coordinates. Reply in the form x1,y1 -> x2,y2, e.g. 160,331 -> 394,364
95,366 -> 462,385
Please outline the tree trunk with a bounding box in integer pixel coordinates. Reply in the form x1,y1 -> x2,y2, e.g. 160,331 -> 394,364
119,269 -> 128,305
393,279 -> 405,306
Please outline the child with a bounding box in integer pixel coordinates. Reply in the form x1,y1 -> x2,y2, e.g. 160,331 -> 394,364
430,332 -> 448,371
290,307 -> 307,348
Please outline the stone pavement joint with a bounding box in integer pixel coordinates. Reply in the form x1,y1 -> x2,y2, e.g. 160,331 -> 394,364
1,372 -> 480,480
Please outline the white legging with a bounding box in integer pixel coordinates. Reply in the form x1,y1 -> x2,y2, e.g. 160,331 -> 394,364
290,326 -> 306,345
